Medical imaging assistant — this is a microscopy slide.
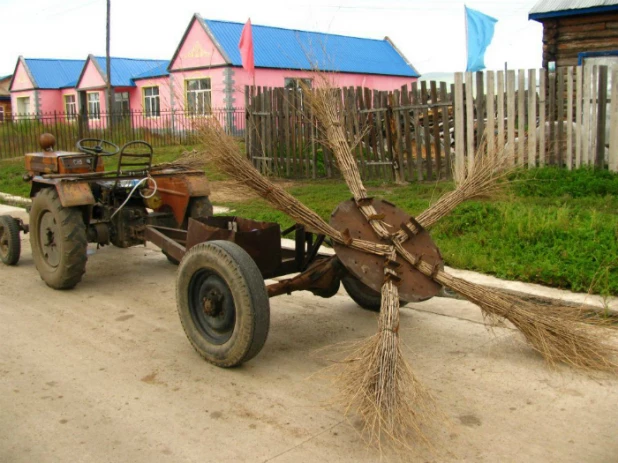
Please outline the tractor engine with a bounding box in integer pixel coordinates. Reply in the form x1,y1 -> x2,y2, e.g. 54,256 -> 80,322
88,181 -> 148,249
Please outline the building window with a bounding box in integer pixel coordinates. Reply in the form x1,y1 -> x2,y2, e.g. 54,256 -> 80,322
0,107 -> 4,122
114,91 -> 130,114
143,87 -> 160,117
284,78 -> 312,90
64,95 -> 77,120
87,92 -> 100,120
186,78 -> 211,115
16,96 -> 30,116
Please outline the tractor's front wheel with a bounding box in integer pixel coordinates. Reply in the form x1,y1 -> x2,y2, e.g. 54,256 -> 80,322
0,215 -> 21,265
30,188 -> 88,289
176,240 -> 270,367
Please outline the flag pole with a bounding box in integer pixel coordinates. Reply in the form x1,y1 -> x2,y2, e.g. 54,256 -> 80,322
464,5 -> 468,72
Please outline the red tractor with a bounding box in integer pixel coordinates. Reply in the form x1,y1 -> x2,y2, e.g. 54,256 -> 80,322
0,134 -> 212,289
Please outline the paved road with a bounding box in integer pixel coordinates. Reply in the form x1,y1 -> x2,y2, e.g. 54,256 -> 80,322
1,206 -> 617,462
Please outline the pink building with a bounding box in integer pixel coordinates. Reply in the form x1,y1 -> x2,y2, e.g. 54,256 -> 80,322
9,15 -> 419,133
169,14 -> 420,114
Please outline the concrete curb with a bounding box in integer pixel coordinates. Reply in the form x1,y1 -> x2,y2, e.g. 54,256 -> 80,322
0,192 -> 230,214
0,192 -> 31,207
1,196 -> 615,314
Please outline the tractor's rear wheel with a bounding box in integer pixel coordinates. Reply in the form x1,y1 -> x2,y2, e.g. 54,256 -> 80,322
0,215 -> 21,265
189,197 -> 214,220
176,240 -> 270,367
30,188 -> 88,289
342,273 -> 408,312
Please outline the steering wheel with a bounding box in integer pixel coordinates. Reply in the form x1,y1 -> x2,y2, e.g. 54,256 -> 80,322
76,138 -> 120,156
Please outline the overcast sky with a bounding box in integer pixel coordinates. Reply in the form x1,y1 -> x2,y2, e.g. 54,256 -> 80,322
0,0 -> 543,77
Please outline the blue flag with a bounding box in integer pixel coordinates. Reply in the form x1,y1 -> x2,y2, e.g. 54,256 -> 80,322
465,6 -> 498,72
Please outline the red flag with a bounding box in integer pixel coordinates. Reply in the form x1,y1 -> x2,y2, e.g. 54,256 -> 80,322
238,18 -> 255,77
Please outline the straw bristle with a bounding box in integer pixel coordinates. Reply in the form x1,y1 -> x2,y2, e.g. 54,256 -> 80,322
394,241 -> 618,372
334,279 -> 441,450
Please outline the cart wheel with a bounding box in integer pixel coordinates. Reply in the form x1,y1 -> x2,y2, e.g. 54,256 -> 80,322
176,240 -> 270,367
0,215 -> 21,265
342,274 -> 408,312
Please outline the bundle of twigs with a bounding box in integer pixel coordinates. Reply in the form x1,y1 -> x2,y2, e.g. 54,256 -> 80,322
302,79 -> 617,449
336,274 -> 439,448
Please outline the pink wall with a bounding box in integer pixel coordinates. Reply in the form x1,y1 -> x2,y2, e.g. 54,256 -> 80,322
39,89 -> 63,114
11,61 -> 34,91
132,76 -> 172,112
170,19 -> 227,71
131,76 -> 172,129
78,60 -> 105,89
169,68 -> 227,110
232,67 -> 417,110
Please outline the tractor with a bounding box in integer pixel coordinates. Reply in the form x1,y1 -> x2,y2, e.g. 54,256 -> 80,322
0,133 -> 212,289
0,133 -> 442,367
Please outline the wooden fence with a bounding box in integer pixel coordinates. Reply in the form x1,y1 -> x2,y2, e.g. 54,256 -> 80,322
454,65 -> 618,175
244,82 -> 454,182
245,65 -> 618,182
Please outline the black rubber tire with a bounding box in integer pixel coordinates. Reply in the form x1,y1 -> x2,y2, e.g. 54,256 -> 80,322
189,197 -> 214,220
0,215 -> 21,265
342,274 -> 409,312
29,188 -> 88,289
342,274 -> 382,312
176,240 -> 270,367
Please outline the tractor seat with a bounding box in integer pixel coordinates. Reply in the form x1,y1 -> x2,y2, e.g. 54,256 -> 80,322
116,141 -> 154,177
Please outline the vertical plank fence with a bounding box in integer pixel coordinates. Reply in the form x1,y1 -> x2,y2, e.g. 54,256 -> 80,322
244,65 -> 618,183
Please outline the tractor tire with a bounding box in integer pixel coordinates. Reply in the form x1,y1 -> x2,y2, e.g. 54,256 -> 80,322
189,197 -> 214,220
342,274 -> 408,312
0,215 -> 21,265
30,188 -> 88,290
176,240 -> 270,367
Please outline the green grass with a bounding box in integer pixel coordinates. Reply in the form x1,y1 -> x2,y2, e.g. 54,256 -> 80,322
221,168 -> 618,296
1,147 -> 616,295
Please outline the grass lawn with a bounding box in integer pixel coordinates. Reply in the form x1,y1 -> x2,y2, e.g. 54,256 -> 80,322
1,144 -> 616,295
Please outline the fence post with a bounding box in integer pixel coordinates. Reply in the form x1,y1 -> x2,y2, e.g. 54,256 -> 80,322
528,69 -> 537,168
517,69 -> 526,166
465,72 -> 475,172
595,65 -> 608,168
506,70 -> 516,165
566,67 -> 574,170
575,66 -> 583,168
454,72 -> 465,182
609,69 -> 618,172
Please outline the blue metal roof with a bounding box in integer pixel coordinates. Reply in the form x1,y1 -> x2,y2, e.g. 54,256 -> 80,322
24,58 -> 85,89
93,57 -> 169,86
203,19 -> 418,77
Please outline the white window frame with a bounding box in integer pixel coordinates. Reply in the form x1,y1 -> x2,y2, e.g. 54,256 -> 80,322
87,92 -> 100,120
16,96 -> 30,118
143,86 -> 160,118
64,94 -> 77,121
185,78 -> 212,116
